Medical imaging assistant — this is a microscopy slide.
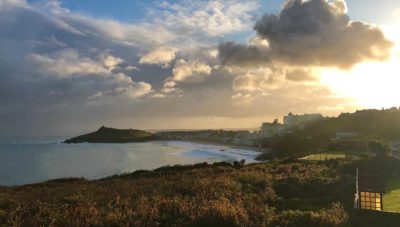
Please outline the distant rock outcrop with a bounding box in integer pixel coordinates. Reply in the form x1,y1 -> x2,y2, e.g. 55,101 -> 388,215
64,126 -> 155,143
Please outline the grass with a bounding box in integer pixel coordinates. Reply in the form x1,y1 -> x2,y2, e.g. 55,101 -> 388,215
384,178 -> 400,211
0,161 -> 352,226
1,158 -> 399,226
300,153 -> 345,161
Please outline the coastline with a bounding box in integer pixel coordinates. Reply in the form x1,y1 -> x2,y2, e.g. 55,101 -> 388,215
160,138 -> 269,153
0,139 -> 262,186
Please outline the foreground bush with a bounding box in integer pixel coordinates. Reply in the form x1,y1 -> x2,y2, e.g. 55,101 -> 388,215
0,161 -> 351,226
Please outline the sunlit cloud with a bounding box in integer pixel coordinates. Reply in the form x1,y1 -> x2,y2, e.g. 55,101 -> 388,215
139,47 -> 177,67
219,0 -> 393,69
320,14 -> 400,110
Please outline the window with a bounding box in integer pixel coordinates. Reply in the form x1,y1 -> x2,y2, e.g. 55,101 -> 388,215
359,192 -> 382,210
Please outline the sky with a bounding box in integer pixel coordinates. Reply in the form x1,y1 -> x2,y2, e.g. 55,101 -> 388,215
1,0 -> 400,138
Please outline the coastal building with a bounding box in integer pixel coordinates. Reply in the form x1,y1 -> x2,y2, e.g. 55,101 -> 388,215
283,112 -> 323,128
260,119 -> 285,138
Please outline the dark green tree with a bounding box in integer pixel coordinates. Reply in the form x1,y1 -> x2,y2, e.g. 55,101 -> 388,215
368,139 -> 392,157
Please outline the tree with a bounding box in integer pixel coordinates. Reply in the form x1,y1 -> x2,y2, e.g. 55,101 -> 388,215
368,139 -> 391,157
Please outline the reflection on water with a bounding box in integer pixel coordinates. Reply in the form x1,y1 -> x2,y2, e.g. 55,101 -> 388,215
0,140 -> 258,186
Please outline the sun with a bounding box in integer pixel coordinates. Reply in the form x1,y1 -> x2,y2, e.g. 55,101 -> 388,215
320,58 -> 400,109
320,24 -> 400,109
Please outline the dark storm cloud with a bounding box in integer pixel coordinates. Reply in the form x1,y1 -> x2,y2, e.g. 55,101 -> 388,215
218,41 -> 269,66
219,0 -> 394,68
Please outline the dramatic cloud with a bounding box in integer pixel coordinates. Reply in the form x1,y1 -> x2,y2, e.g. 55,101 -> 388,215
219,0 -> 393,68
23,48 -> 152,100
26,49 -> 110,78
171,59 -> 212,82
100,54 -> 124,71
155,0 -> 258,36
219,42 -> 270,67
286,69 -> 318,82
139,47 -> 176,67
125,66 -> 140,71
114,73 -> 133,83
107,82 -> 153,98
232,68 -> 283,92
0,0 -> 395,137
161,81 -> 178,94
0,0 -> 260,137
158,59 -> 213,94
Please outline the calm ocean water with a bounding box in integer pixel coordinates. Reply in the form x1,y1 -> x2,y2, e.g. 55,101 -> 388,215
0,140 -> 258,186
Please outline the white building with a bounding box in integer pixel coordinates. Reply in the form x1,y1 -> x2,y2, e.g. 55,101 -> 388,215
260,119 -> 285,138
283,113 -> 323,128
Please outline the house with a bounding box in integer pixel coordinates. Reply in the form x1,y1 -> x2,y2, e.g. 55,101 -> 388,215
260,119 -> 285,138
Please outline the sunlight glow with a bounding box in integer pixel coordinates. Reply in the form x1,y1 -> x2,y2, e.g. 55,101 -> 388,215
320,24 -> 400,109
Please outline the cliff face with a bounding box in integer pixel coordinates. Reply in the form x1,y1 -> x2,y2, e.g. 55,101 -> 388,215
64,126 -> 155,143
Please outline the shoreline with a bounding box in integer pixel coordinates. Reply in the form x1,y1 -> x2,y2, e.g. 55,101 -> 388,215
161,139 -> 269,153
0,139 -> 265,186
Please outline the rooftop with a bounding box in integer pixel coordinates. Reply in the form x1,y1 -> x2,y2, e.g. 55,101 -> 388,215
359,174 -> 386,193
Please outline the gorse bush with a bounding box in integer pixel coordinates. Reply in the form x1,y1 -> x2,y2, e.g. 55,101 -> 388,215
0,161 -> 351,227
271,203 -> 348,227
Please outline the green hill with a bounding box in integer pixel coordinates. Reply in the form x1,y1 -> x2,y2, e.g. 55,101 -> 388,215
64,126 -> 155,143
270,108 -> 400,159
304,108 -> 400,140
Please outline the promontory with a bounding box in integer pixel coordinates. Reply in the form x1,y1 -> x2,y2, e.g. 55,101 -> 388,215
64,126 -> 155,143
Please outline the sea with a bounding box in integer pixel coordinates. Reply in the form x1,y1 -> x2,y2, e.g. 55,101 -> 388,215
0,139 -> 259,186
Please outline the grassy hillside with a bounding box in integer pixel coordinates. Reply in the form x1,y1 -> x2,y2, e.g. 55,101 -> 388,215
270,108 -> 400,159
305,108 -> 400,140
0,161 -> 353,227
1,158 -> 399,226
64,126 -> 155,143
384,178 -> 400,211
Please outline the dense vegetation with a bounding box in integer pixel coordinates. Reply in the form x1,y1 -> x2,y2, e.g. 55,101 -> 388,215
1,157 -> 399,226
0,160 -> 355,226
64,126 -> 155,143
270,108 -> 400,159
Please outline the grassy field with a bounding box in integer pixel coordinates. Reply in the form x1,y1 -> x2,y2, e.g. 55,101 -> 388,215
384,178 -> 400,211
300,153 -> 345,161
